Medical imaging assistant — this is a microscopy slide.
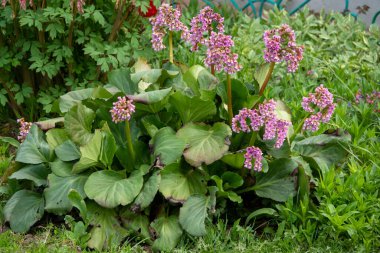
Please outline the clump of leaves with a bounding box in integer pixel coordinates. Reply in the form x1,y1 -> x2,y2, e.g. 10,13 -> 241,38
1,5 -> 352,252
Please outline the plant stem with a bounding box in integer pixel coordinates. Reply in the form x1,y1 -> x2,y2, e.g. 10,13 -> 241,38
227,74 -> 233,124
290,114 -> 309,142
125,120 -> 136,166
236,185 -> 255,194
169,31 -> 174,63
248,132 -> 257,147
259,62 -> 275,96
211,65 -> 215,75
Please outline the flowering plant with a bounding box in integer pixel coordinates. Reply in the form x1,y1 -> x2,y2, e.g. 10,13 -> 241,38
2,4 -> 350,252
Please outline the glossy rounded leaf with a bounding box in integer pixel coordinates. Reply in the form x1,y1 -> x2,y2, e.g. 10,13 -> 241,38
159,163 -> 206,203
44,173 -> 88,215
151,127 -> 185,166
176,123 -> 232,167
4,190 -> 45,233
151,216 -> 183,252
84,170 -> 143,208
179,195 -> 210,236
64,103 -> 95,146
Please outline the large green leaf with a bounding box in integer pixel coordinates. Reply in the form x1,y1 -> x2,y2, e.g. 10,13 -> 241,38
44,174 -> 88,215
133,171 -> 161,210
127,88 -> 172,104
254,63 -> 271,90
86,202 -> 128,251
84,170 -> 143,208
210,175 -> 243,203
99,131 -> 117,168
151,216 -> 183,252
221,152 -> 245,169
4,190 -> 45,233
221,171 -> 244,189
151,127 -> 186,166
15,125 -> 53,164
59,88 -> 94,113
9,164 -> 49,186
72,130 -> 102,173
64,103 -> 95,146
274,100 -> 292,122
179,195 -> 210,236
170,92 -> 217,124
131,69 -> 162,84
159,163 -> 207,203
176,123 -> 232,167
50,159 -> 73,177
132,89 -> 172,113
35,117 -> 64,130
46,129 -> 69,149
108,68 -> 138,94
55,140 -> 80,161
68,190 -> 88,221
183,65 -> 218,100
120,210 -> 151,241
217,79 -> 251,114
292,130 -> 350,172
253,158 -> 297,202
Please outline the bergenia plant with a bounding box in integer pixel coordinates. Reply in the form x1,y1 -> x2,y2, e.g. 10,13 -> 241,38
3,6 -> 350,253
150,3 -> 189,63
260,24 -> 304,95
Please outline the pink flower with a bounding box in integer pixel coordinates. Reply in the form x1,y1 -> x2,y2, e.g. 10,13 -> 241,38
17,118 -> 32,142
232,108 -> 263,133
232,99 -> 292,149
189,6 -> 224,51
110,96 -> 135,123
244,146 -> 263,171
263,24 -> 304,72
275,120 -> 291,148
204,32 -> 241,74
150,4 -> 189,51
302,85 -> 336,132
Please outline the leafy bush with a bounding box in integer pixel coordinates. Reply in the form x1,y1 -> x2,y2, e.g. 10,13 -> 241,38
0,0 -> 158,120
0,5 -> 354,252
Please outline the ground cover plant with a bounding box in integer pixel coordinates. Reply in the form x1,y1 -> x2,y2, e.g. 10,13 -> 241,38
1,1 -> 380,252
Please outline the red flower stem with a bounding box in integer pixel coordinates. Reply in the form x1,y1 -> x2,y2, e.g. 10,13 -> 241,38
259,62 -> 275,96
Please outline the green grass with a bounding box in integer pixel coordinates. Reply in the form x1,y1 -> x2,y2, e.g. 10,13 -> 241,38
0,221 -> 365,253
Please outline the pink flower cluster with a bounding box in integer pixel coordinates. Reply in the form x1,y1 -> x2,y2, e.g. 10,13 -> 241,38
204,32 -> 241,74
110,96 -> 135,123
189,6 -> 224,51
232,99 -> 292,149
17,118 -> 32,142
302,84 -> 336,132
355,90 -> 380,112
244,146 -> 263,171
2,0 -> 33,9
150,3 -> 189,51
263,24 -> 304,72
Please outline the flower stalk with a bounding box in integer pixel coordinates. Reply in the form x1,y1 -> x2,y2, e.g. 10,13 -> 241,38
227,73 -> 233,124
125,120 -> 135,165
259,62 -> 275,96
169,31 -> 174,63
